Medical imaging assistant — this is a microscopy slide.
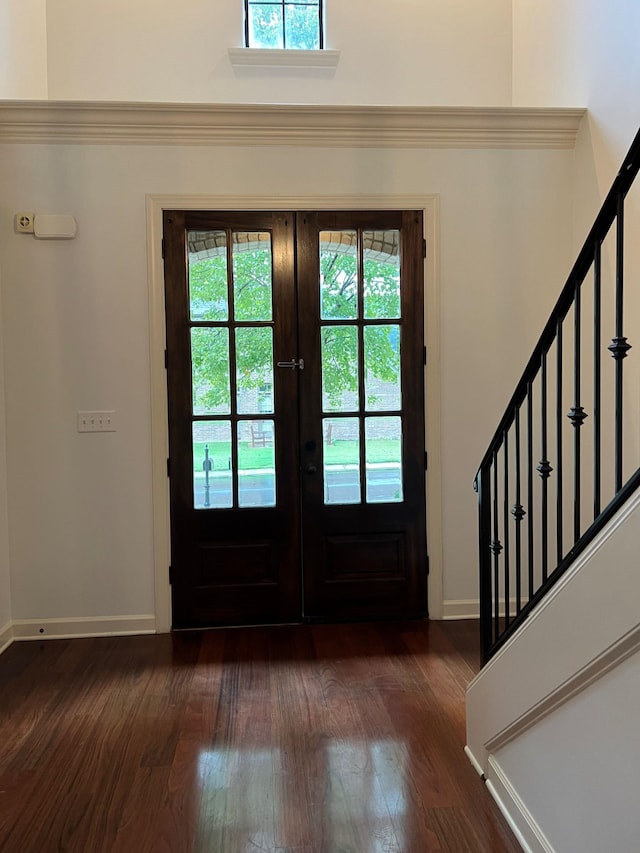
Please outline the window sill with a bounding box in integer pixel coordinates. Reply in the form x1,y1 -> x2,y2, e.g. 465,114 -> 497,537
228,48 -> 340,68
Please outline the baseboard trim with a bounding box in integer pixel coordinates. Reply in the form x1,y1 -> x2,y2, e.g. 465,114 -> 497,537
463,744 -> 484,777
0,621 -> 13,655
443,598 -> 523,620
11,615 -> 156,641
442,600 -> 479,619
486,756 -> 554,853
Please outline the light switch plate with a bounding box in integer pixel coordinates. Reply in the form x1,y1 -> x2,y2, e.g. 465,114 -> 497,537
77,410 -> 116,432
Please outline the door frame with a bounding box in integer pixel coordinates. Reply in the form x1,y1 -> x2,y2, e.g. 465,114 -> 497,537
146,193 -> 442,632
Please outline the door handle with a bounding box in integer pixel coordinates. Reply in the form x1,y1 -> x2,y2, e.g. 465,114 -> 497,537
277,357 -> 305,370
305,464 -> 318,475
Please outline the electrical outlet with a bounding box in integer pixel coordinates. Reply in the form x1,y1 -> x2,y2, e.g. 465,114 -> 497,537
15,212 -> 35,234
77,411 -> 117,433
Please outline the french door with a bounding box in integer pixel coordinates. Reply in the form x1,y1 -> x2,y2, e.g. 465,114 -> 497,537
163,209 -> 427,629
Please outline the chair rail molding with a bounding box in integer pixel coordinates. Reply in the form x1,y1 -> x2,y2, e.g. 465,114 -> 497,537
0,101 -> 585,149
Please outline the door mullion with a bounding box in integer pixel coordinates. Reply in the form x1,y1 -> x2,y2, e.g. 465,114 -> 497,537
356,228 -> 367,505
226,229 -> 240,509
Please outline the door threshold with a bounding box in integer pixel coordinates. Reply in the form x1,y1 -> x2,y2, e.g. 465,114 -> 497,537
171,621 -> 304,632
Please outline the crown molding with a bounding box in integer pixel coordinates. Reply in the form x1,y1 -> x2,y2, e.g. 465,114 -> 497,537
0,100 -> 585,148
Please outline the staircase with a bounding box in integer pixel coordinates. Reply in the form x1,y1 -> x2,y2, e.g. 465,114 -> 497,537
475,126 -> 640,664
466,129 -> 640,853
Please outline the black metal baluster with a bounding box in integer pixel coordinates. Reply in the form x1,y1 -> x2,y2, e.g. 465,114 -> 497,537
512,408 -> 524,614
537,353 -> 552,582
608,193 -> 631,493
491,450 -> 501,641
556,318 -> 563,563
593,240 -> 602,518
527,382 -> 534,601
503,434 -> 510,627
568,286 -> 587,542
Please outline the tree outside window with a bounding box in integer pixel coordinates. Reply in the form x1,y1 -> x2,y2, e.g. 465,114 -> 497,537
245,0 -> 323,50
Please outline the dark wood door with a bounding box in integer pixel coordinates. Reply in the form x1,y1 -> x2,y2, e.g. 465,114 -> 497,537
163,209 -> 427,629
163,211 -> 300,628
297,211 -> 427,621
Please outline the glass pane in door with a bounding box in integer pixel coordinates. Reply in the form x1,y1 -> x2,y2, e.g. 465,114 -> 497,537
232,232 -> 273,321
323,417 -> 361,505
321,325 -> 359,412
193,421 -> 232,509
365,416 -> 403,503
363,230 -> 400,319
191,328 -> 231,415
188,230 -> 229,321
320,231 -> 358,320
238,420 -> 276,507
235,327 -> 274,415
364,325 -> 401,411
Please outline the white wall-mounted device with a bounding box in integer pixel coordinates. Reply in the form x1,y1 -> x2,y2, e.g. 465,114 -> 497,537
34,214 -> 77,239
14,212 -> 78,239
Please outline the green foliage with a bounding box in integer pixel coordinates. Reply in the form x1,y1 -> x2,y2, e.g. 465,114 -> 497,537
189,243 -> 401,412
189,254 -> 227,321
190,247 -> 273,412
247,1 -> 321,50
320,247 -> 400,407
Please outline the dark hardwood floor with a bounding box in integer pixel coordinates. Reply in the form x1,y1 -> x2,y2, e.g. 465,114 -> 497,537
0,620 -> 520,853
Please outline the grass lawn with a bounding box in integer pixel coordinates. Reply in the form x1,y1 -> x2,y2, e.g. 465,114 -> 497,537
192,439 -> 401,472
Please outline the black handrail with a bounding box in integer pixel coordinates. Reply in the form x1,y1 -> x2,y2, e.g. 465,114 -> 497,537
475,126 -> 640,663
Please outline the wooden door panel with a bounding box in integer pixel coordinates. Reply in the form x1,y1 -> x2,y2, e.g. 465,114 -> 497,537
164,210 -> 301,629
194,542 -> 276,584
324,533 -> 405,580
297,211 -> 428,621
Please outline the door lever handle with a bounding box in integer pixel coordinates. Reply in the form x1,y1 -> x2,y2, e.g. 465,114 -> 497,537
277,358 -> 305,370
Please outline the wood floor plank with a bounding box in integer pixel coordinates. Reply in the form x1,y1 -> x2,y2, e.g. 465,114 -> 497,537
0,621 -> 521,853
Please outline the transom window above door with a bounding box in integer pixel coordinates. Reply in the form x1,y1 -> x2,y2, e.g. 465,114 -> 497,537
244,0 -> 324,49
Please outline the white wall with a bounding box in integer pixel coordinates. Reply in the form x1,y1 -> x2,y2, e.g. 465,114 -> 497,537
42,0 -> 513,106
513,0 -> 640,506
512,0 -> 640,244
466,486 -> 640,851
495,648 -> 640,853
0,0 -> 48,99
0,139 -> 572,623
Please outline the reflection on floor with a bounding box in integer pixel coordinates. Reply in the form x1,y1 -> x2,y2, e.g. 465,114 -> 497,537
0,620 -> 521,852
